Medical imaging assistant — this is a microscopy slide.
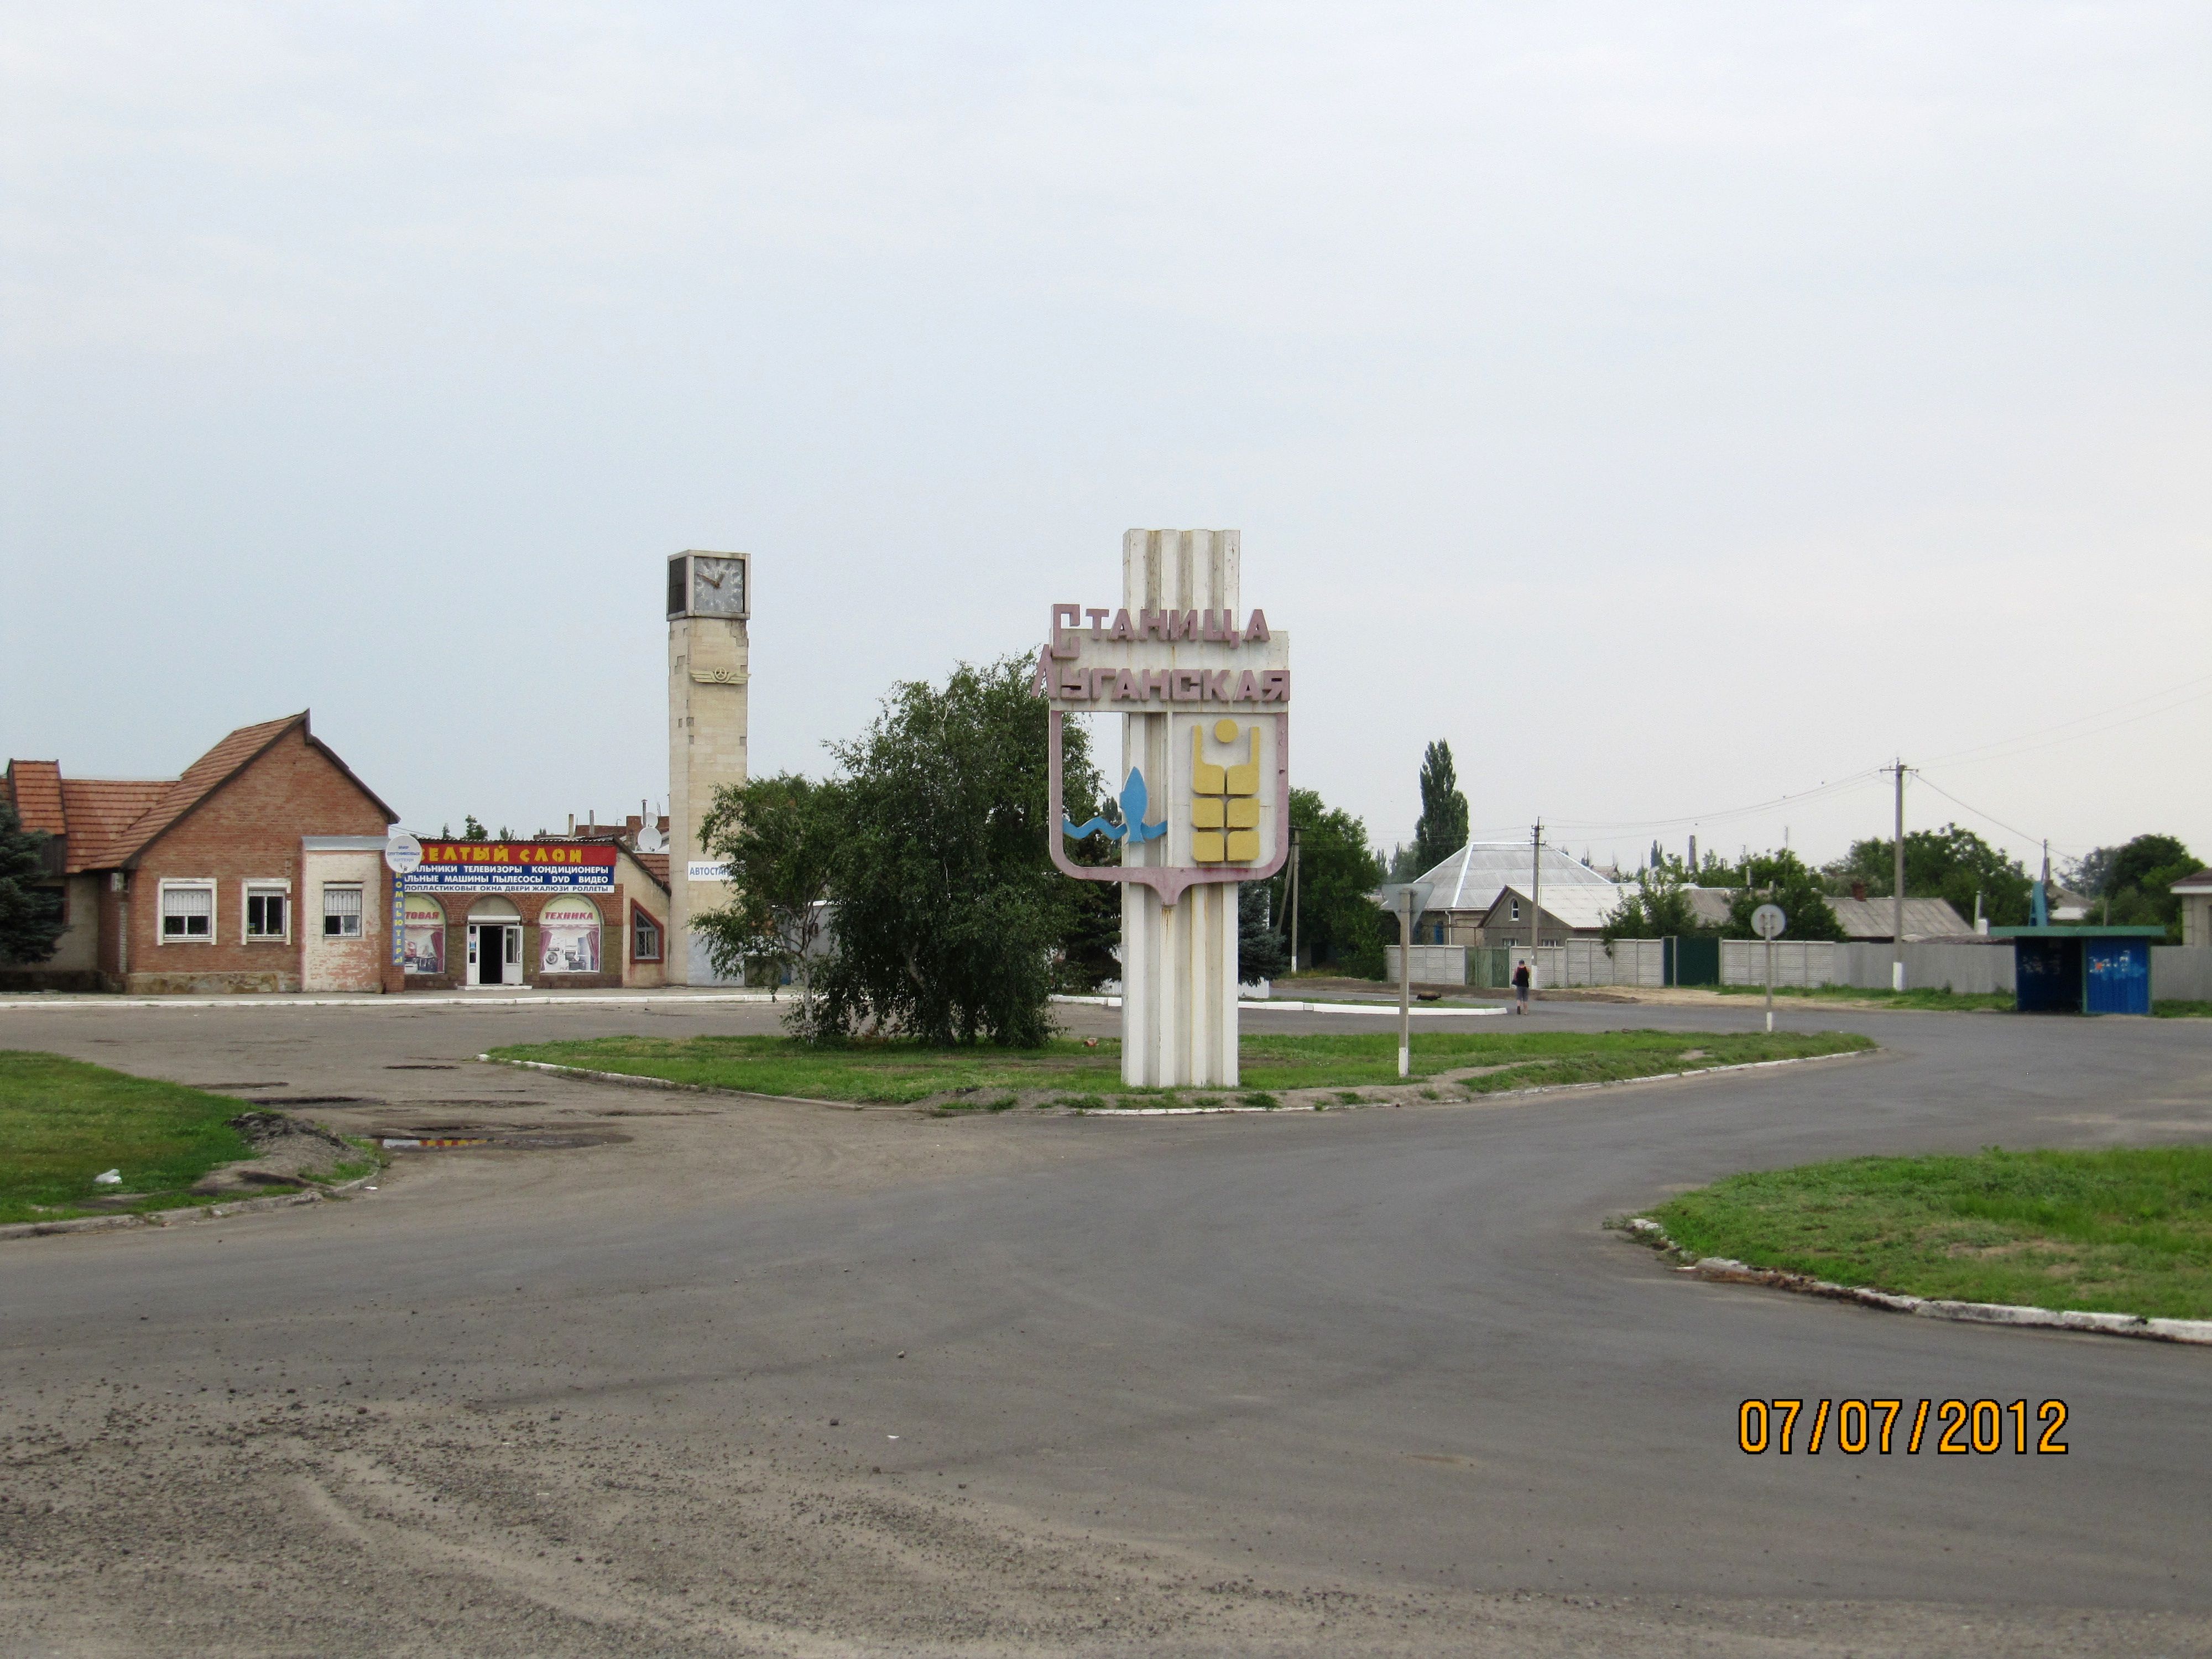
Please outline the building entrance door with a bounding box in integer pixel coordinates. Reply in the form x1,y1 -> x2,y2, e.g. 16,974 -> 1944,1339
467,924 -> 522,986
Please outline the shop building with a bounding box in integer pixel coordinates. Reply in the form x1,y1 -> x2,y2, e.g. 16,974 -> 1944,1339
393,838 -> 671,991
2,712 -> 398,994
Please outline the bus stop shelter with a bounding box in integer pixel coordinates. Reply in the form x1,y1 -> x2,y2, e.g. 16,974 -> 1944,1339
1988,925 -> 2166,1014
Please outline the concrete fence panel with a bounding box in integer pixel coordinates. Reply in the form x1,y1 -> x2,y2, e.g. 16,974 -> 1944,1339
2153,946 -> 2212,1002
1385,944 -> 1469,985
1720,940 -> 1845,988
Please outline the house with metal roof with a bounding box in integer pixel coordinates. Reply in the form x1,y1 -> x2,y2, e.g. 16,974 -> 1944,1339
1406,842 -> 1621,945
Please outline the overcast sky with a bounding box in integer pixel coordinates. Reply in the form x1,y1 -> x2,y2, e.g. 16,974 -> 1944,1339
4,2 -> 2207,875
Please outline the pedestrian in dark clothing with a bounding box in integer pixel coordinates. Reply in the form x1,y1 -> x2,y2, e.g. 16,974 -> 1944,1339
1512,959 -> 1532,1014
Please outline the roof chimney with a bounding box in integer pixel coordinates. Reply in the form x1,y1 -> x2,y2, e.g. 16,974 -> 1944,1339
1851,880 -> 1866,902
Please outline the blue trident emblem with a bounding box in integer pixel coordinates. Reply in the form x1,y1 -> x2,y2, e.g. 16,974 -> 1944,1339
1063,767 -> 1168,843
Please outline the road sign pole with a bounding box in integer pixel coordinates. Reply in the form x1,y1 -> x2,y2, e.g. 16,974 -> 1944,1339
1749,902 -> 1786,1034
1398,886 -> 1413,1078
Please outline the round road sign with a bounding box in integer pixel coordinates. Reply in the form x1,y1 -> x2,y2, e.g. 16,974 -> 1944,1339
1751,903 -> 1786,941
383,831 -> 424,875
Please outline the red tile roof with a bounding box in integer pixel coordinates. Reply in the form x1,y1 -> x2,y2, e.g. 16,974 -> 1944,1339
3,761 -> 65,835
634,852 -> 671,890
6,712 -> 394,873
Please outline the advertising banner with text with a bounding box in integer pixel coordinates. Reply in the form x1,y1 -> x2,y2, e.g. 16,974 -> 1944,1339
399,843 -> 617,893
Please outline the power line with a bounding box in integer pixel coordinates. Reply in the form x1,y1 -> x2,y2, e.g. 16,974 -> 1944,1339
1922,672 -> 2212,769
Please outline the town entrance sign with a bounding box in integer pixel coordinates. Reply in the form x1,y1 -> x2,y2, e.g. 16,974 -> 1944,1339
1041,529 -> 1290,1088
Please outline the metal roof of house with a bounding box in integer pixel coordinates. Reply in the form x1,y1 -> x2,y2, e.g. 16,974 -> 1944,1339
1825,895 -> 1973,941
2171,868 -> 2212,893
1413,842 -> 1619,916
1486,882 -> 1620,931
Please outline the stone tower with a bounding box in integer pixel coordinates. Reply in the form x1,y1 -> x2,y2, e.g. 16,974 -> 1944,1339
666,550 -> 750,984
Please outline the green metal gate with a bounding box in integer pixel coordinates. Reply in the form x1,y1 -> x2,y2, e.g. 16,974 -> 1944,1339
1665,936 -> 1720,987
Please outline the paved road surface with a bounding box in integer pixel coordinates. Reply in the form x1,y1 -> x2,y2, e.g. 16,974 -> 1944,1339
3,997 -> 2209,1656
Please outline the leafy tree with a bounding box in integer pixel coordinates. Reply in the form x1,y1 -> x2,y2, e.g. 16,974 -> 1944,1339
1238,881 -> 1290,984
0,802 -> 66,966
2070,834 -> 2198,937
461,815 -> 489,841
794,655 -> 1105,1046
695,773 -> 846,1002
1262,787 -> 1386,978
1411,742 -> 1469,875
1601,865 -> 1719,942
1724,850 -> 1845,941
1829,825 -> 2032,926
1056,801 -> 1123,994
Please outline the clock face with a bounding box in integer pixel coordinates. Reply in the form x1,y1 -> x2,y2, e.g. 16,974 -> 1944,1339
691,556 -> 746,616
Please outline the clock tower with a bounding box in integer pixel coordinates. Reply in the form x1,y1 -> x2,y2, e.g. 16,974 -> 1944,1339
666,549 -> 750,984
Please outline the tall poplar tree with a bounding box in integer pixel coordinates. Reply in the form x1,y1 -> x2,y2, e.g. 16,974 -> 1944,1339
1410,741 -> 1470,874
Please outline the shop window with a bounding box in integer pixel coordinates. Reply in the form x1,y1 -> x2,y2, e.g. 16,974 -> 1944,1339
632,905 -> 662,962
401,895 -> 446,975
160,881 -> 215,942
539,898 -> 602,973
244,885 -> 289,941
322,885 -> 363,938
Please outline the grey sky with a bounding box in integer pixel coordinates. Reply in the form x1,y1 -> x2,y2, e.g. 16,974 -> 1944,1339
5,3 -> 2207,874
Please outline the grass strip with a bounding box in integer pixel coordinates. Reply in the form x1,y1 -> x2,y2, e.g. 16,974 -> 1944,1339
489,1029 -> 1872,1107
1710,983 -> 2016,1012
2156,1000 -> 2212,1019
0,1051 -> 255,1225
1654,1146 -> 2212,1321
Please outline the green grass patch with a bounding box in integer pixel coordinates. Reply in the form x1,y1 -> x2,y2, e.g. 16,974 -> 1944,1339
1712,983 -> 2016,1013
1653,1146 -> 2212,1320
500,1029 -> 1879,1102
0,1051 -> 255,1225
2156,1000 -> 2212,1019
490,1028 -> 1872,1105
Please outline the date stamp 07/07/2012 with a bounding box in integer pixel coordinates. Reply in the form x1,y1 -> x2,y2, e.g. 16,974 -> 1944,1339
1739,1398 -> 2069,1456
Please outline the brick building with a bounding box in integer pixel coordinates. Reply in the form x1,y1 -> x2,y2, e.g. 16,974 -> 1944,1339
393,838 -> 670,991
6,712 -> 680,995
2,713 -> 398,993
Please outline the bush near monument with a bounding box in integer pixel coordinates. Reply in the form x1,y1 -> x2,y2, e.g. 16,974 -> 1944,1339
695,773 -> 844,999
773,654 -> 1112,1046
1652,1146 -> 2212,1321
2067,833 -> 2198,939
1266,787 -> 1387,977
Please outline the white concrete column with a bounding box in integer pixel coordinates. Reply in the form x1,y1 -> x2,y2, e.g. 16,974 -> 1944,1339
1118,529 -> 1241,1088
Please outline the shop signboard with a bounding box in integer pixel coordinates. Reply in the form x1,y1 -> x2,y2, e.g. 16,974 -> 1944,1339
400,842 -> 617,893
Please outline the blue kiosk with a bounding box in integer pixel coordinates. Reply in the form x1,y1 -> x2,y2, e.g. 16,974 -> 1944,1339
1989,926 -> 2165,1015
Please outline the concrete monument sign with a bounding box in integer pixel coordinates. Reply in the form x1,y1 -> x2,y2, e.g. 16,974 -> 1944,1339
1042,529 -> 1291,1088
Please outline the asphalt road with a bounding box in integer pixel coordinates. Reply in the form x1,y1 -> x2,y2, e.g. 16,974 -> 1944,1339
3,995 -> 2209,1657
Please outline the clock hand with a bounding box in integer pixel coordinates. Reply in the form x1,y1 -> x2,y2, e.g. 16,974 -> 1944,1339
701,569 -> 723,587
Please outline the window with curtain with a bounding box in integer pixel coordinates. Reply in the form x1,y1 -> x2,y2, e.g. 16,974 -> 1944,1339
322,885 -> 363,937
161,884 -> 213,940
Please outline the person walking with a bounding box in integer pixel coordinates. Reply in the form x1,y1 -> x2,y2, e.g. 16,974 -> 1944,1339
1512,957 -> 1532,1014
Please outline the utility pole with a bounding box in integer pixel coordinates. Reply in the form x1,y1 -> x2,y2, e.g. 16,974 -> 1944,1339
1891,759 -> 1908,992
1287,826 -> 1302,972
1397,885 -> 1415,1078
1529,818 -> 1543,990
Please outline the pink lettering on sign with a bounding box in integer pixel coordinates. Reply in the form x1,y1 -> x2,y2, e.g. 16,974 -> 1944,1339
1172,669 -> 1201,701
1087,608 -> 1110,638
1244,609 -> 1270,641
1167,609 -> 1199,640
1109,609 -> 1136,642
1051,603 -> 1082,659
1056,664 -> 1088,699
1114,668 -> 1140,700
1260,670 -> 1291,702
1141,669 -> 1171,701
